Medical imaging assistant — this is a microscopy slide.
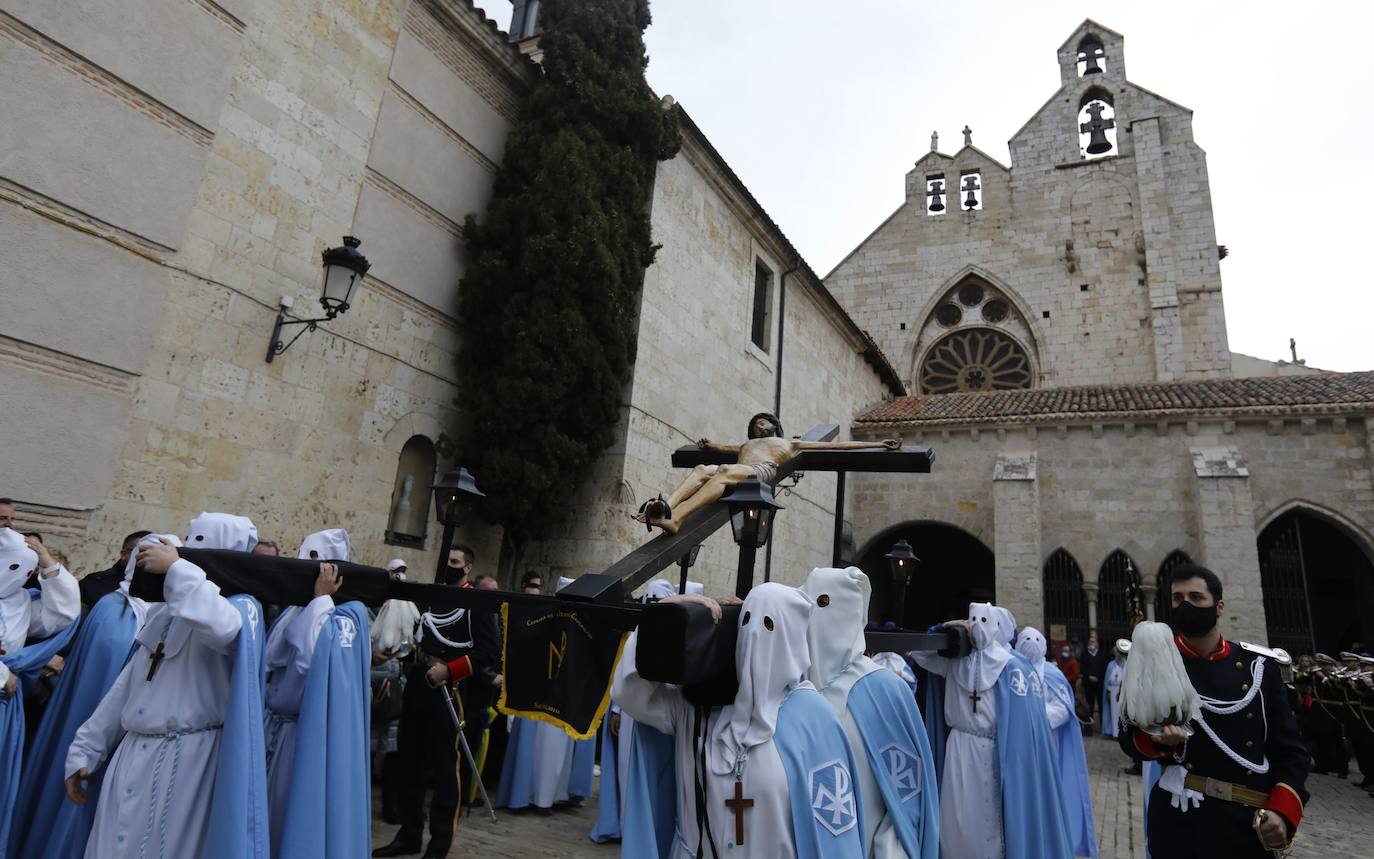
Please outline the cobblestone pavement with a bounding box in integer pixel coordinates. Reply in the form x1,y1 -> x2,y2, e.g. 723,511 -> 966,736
374,739 -> 1374,858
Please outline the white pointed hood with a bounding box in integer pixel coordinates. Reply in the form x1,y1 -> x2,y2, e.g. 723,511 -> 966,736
799,566 -> 870,691
1015,626 -> 1048,680
296,528 -> 350,562
0,527 -> 37,601
642,579 -> 676,602
954,601 -> 1015,694
119,533 -> 182,628
709,582 -> 814,775
185,512 -> 258,552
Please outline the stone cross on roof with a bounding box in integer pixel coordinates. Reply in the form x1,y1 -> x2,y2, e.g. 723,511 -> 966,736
962,125 -> 972,146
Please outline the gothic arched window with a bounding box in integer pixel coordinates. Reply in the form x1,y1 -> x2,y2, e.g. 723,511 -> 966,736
1078,88 -> 1117,159
386,435 -> 437,547
1096,549 -> 1138,644
1077,35 -> 1106,77
916,276 -> 1036,394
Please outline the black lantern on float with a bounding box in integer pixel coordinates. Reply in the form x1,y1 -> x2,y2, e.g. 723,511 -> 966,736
678,543 -> 702,595
721,476 -> 784,598
884,538 -> 919,627
429,467 -> 484,583
266,236 -> 373,362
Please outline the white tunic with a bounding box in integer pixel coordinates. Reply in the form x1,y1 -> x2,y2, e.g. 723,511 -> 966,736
66,559 -> 243,859
912,652 -> 1003,859
0,564 -> 80,688
263,596 -> 334,842
614,631 -> 797,859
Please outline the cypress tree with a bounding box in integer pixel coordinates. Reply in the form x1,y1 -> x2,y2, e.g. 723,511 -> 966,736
456,0 -> 680,579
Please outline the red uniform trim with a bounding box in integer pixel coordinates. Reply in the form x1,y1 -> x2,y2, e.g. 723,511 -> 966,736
1174,634 -> 1230,661
1131,730 -> 1169,759
446,655 -> 473,682
1265,782 -> 1304,834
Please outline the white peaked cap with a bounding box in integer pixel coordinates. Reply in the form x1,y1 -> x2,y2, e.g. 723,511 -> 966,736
297,528 -> 351,562
186,512 -> 258,552
1015,626 -> 1048,679
799,567 -> 870,691
709,583 -> 814,775
0,528 -> 39,599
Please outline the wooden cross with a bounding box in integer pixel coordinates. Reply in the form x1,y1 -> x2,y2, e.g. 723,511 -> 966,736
145,641 -> 166,681
725,780 -> 754,845
969,687 -> 981,713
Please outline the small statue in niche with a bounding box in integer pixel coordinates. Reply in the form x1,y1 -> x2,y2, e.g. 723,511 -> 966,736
632,413 -> 900,534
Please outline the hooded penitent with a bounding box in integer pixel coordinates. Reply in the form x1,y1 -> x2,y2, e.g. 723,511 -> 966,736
955,602 -> 1015,696
9,534 -> 179,859
709,583 -> 814,776
800,567 -> 939,858
186,512 -> 259,552
296,529 -> 351,563
0,527 -> 39,629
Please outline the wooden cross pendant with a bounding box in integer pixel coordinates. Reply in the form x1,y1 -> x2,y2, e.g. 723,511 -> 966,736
969,688 -> 981,713
145,641 -> 166,681
725,779 -> 754,846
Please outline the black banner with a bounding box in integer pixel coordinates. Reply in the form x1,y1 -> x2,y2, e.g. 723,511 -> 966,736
498,600 -> 628,740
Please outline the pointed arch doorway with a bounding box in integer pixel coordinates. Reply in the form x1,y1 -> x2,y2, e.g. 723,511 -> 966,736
859,522 -> 995,631
1258,508 -> 1374,656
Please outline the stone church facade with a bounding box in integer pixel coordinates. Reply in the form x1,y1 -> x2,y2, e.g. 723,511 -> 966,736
828,21 -> 1374,653
2,5 -> 1371,654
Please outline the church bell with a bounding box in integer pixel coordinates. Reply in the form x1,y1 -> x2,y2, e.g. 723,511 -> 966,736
929,197 -> 945,213
1081,52 -> 1103,75
1084,127 -> 1112,155
963,189 -> 978,210
928,181 -> 945,212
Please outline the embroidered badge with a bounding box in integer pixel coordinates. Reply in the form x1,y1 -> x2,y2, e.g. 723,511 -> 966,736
1029,671 -> 1043,698
336,615 -> 357,648
1009,667 -> 1029,697
808,759 -> 857,836
879,743 -> 923,802
244,601 -> 259,639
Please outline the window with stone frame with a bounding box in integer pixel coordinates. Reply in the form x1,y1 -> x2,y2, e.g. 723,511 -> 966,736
750,259 -> 773,352
916,276 -> 1036,394
959,171 -> 983,211
386,435 -> 437,547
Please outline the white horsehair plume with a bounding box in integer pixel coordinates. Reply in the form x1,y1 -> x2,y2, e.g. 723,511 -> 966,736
1119,621 -> 1200,728
371,599 -> 420,655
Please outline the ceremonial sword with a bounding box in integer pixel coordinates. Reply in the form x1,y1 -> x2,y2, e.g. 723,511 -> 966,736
434,679 -> 498,823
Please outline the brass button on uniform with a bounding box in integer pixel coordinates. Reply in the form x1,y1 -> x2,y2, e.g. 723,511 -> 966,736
1245,740 -> 1254,748
1241,683 -> 1250,691
1246,712 -> 1255,720
1236,661 -> 1244,669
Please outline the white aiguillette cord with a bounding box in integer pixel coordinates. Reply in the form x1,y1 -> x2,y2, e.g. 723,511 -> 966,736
421,607 -> 472,650
1193,657 -> 1270,774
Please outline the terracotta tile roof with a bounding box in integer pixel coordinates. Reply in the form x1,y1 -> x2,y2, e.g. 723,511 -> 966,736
855,372 -> 1374,428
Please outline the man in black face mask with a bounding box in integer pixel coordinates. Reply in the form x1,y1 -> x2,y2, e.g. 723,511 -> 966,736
1118,564 -> 1311,857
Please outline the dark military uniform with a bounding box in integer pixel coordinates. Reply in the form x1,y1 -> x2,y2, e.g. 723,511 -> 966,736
1119,636 -> 1310,858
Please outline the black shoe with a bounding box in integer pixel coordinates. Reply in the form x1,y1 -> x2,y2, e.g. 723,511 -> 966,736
373,834 -> 423,857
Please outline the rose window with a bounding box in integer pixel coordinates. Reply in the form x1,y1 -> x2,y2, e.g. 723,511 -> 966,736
919,328 -> 1033,394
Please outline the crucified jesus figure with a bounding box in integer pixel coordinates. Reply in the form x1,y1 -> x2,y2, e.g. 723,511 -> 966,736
632,412 -> 900,534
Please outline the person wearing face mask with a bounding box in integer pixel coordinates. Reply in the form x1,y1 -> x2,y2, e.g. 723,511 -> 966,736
911,603 -> 1071,859
1117,563 -> 1311,857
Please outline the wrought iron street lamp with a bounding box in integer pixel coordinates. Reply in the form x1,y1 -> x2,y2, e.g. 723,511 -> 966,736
430,466 -> 484,583
720,476 -> 783,599
266,236 -> 372,362
884,538 -> 919,627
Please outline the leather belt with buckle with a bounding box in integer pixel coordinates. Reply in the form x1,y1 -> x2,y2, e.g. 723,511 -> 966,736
1183,774 -> 1269,809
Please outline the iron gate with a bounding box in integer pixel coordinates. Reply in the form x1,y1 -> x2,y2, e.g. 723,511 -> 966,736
1096,550 -> 1137,645
1043,549 -> 1089,645
1258,517 -> 1316,656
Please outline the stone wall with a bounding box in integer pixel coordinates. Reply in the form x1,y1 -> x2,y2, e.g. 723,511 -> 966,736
825,21 -> 1230,394
522,129 -> 893,593
849,415 -> 1374,639
3,0 -> 529,576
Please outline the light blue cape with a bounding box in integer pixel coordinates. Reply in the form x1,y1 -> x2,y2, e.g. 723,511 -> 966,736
274,601 -> 371,859
1044,662 -> 1097,857
10,592 -> 138,859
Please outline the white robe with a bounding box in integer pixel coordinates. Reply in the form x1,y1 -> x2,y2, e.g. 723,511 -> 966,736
614,631 -> 798,859
912,651 -> 1003,859
1102,660 -> 1124,737
263,596 -> 334,841
0,564 -> 80,688
66,559 -> 243,859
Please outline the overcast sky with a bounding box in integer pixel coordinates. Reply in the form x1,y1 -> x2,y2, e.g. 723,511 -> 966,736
474,1 -> 1373,372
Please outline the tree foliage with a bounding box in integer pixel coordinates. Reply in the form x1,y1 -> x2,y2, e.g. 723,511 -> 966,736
456,0 -> 680,565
